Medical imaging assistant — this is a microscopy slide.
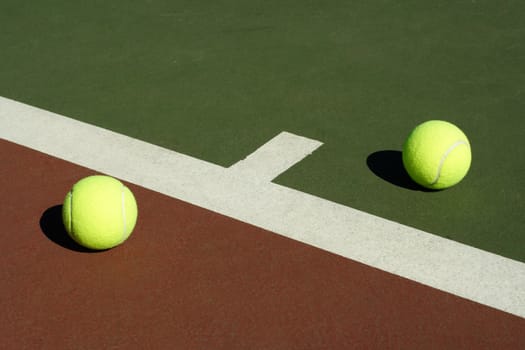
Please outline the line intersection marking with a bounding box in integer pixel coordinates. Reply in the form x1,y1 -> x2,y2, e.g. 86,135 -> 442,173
229,131 -> 323,182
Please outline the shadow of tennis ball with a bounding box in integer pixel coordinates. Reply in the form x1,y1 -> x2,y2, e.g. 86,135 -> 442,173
39,205 -> 100,253
366,150 -> 438,192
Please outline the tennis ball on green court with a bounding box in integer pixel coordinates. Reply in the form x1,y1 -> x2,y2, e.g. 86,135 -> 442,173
402,120 -> 471,190
62,175 -> 138,250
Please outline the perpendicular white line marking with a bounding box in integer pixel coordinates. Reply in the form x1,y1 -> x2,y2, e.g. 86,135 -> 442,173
228,131 -> 323,182
1,95 -> 524,319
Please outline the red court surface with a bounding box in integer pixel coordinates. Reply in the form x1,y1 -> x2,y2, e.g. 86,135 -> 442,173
1,139 -> 524,349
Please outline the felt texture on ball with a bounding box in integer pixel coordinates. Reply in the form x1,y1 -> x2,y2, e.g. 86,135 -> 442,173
402,120 -> 471,190
62,175 -> 138,250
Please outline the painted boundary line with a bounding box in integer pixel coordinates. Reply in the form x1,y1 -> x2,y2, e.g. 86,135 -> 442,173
1,96 -> 524,318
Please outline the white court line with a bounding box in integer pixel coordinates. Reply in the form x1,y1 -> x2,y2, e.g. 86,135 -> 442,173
229,131 -> 323,182
1,96 -> 524,318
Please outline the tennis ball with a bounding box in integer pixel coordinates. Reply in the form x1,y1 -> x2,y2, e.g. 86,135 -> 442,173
62,175 -> 138,250
402,120 -> 471,190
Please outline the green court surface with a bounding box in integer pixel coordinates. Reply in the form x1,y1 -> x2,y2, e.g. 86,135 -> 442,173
1,1 -> 524,261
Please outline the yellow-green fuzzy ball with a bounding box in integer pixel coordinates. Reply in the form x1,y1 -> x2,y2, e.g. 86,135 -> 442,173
62,175 -> 138,250
402,120 -> 472,190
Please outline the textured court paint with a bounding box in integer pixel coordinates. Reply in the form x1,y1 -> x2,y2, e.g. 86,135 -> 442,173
0,96 -> 524,318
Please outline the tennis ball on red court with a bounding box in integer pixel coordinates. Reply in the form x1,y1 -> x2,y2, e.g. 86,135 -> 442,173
402,120 -> 471,190
62,175 -> 138,250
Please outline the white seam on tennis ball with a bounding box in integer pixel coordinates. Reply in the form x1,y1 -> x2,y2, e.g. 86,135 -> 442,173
121,184 -> 127,242
69,191 -> 73,233
430,140 -> 468,185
